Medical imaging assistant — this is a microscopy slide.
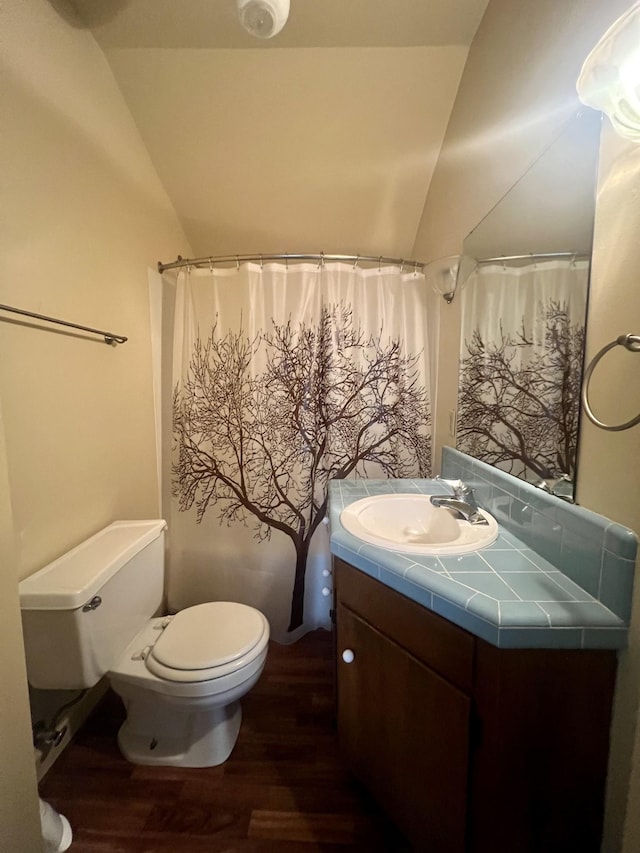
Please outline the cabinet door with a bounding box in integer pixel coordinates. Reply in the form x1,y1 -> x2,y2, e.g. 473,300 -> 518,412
337,603 -> 470,853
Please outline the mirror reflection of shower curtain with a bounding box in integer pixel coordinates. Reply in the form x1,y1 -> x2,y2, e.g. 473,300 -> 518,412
457,259 -> 588,487
169,262 -> 432,642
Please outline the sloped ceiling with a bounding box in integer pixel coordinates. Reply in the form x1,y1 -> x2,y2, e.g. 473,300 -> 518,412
69,0 -> 489,260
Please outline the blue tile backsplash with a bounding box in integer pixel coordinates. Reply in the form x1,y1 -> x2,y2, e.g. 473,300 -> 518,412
442,447 -> 638,624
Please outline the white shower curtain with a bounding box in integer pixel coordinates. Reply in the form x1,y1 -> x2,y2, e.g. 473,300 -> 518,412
458,259 -> 588,484
169,262 -> 432,642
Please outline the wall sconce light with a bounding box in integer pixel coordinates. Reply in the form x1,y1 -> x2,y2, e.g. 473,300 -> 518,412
577,1 -> 640,141
425,255 -> 476,304
236,0 -> 290,39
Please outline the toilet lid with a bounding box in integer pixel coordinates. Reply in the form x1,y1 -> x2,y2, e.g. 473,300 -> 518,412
149,601 -> 267,673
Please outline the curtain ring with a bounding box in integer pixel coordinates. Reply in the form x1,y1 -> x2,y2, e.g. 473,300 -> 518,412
209,257 -> 213,273
285,253 -> 288,270
378,256 -> 382,271
260,254 -> 263,271
353,255 -> 359,269
236,255 -> 240,271
399,259 -> 405,273
317,251 -> 324,270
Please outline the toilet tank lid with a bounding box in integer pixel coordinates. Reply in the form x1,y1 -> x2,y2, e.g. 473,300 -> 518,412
19,520 -> 167,611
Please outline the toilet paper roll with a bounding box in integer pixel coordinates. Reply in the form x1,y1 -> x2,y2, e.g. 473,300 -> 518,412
39,798 -> 73,853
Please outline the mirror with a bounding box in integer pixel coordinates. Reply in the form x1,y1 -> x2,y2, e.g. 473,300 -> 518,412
456,111 -> 602,501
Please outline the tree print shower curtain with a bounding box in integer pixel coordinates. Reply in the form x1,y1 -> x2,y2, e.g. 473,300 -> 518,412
457,259 -> 588,489
170,262 -> 432,642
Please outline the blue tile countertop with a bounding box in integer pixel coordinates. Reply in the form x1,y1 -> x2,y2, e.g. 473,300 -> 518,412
328,471 -> 636,650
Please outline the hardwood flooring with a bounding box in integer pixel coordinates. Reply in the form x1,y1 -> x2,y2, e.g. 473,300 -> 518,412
40,629 -> 409,852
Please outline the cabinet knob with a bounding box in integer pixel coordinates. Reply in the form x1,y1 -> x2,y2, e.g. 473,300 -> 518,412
342,649 -> 355,664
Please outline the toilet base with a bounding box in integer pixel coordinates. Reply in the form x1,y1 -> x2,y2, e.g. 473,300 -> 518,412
116,696 -> 242,768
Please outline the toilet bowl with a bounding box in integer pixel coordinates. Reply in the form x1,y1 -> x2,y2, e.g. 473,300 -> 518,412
109,601 -> 269,766
19,520 -> 270,768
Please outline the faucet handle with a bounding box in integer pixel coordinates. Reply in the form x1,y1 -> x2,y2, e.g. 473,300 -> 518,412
450,481 -> 473,501
434,476 -> 466,497
455,483 -> 480,513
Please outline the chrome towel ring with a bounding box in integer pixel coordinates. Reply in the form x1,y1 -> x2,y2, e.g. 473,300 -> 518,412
582,334 -> 640,431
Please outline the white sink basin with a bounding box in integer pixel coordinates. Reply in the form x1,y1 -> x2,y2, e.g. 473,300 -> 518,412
340,493 -> 498,555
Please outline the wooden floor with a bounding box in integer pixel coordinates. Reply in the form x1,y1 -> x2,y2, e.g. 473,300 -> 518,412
40,629 -> 409,852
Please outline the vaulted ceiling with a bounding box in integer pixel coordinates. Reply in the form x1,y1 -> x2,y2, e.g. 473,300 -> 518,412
69,0 -> 489,260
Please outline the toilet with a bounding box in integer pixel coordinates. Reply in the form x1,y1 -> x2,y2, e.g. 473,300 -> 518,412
18,520 -> 269,767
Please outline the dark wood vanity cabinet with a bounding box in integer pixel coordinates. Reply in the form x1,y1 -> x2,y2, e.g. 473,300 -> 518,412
338,602 -> 471,852
334,558 -> 618,853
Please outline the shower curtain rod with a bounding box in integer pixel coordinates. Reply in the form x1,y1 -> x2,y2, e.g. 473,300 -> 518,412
476,251 -> 590,265
158,250 -> 588,274
157,252 -> 426,274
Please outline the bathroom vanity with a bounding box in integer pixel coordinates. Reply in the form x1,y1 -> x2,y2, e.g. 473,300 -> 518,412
335,557 -> 616,853
329,462 -> 637,853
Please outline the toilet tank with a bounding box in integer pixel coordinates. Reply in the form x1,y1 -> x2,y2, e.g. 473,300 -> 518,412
19,520 -> 167,690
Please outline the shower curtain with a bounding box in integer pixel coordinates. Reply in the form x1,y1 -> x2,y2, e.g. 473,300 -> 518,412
457,259 -> 588,486
169,262 -> 432,642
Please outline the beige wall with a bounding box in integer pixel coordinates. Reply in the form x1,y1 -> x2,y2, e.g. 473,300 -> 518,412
579,126 -> 640,853
103,45 -> 468,259
0,398 -> 41,853
1,0 -> 191,575
0,0 -> 190,842
412,1 -> 640,849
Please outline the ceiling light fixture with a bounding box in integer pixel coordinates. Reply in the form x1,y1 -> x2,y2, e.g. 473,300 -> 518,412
577,1 -> 640,142
236,0 -> 290,39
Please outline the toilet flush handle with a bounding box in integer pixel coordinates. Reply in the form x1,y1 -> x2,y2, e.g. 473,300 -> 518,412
131,645 -> 153,661
82,596 -> 102,612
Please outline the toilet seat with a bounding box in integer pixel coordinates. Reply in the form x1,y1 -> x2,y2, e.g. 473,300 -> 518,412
145,602 -> 269,683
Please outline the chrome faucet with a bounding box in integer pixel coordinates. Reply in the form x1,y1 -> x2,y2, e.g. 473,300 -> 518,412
430,480 -> 488,526
532,474 -> 574,502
